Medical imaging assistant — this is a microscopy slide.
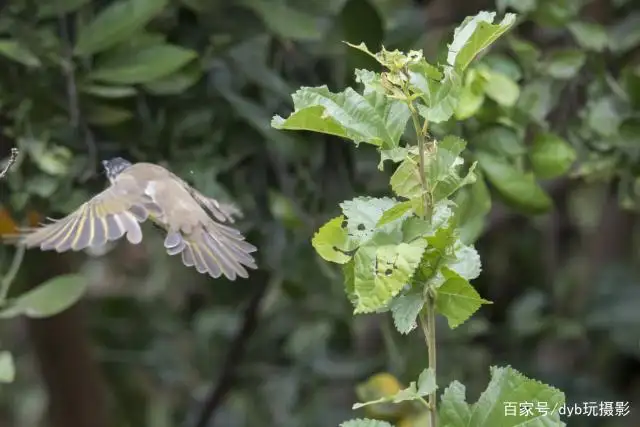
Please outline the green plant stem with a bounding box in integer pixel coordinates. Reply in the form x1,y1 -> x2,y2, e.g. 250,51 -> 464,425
0,245 -> 25,301
408,101 -> 437,427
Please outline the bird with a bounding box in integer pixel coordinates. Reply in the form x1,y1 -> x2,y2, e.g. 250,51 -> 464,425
18,157 -> 257,280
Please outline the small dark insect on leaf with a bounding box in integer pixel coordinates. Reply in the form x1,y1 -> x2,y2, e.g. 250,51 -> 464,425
357,223 -> 365,231
341,219 -> 348,228
385,269 -> 393,276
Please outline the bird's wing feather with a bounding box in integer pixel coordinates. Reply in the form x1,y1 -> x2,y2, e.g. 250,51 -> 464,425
20,176 -> 157,252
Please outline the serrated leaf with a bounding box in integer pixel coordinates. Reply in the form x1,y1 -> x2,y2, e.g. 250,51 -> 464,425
74,0 -> 168,56
435,268 -> 491,328
0,274 -> 87,319
439,381 -> 472,427
390,136 -> 476,205
529,132 -> 576,179
341,419 -> 394,427
353,239 -> 427,313
447,242 -> 482,281
272,86 -> 410,148
567,21 -> 608,52
543,49 -> 585,80
476,150 -> 552,214
414,66 -> 462,123
417,368 -> 437,395
312,216 -> 357,264
470,366 -> 565,426
389,292 -> 424,334
0,351 -> 15,383
447,12 -> 517,72
89,44 -> 197,84
0,40 -> 41,67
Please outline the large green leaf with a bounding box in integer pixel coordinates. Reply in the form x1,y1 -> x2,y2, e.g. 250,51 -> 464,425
529,132 -> 576,179
439,366 -> 565,427
74,0 -> 169,56
0,40 -> 41,67
476,150 -> 552,214
447,12 -> 517,72
272,86 -> 410,148
435,268 -> 491,329
0,274 -> 87,319
89,44 -> 198,84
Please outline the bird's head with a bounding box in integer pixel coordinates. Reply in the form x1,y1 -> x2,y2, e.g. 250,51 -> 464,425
102,157 -> 133,183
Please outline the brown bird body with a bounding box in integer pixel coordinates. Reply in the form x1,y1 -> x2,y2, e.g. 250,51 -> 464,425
20,158 -> 257,281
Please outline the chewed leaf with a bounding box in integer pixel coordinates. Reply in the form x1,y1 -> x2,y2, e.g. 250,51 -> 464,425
340,197 -> 398,244
272,86 -> 410,148
390,292 -> 424,334
311,216 -> 357,264
353,239 -> 427,313
447,12 -> 517,72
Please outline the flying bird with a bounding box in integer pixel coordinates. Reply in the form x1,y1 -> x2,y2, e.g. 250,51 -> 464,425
19,158 -> 257,280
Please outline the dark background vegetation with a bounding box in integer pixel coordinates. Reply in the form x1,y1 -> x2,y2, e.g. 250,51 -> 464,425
1,0 -> 640,426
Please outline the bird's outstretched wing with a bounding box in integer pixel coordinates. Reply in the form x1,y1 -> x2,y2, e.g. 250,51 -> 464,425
20,176 -> 159,252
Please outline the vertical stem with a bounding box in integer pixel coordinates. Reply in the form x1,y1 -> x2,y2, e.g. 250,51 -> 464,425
408,102 -> 437,427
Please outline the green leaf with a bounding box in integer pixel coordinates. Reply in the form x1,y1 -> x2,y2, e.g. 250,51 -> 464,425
476,150 -> 552,214
587,97 -> 622,137
86,104 -> 133,125
516,79 -> 556,124
447,12 -> 517,72
567,21 -> 608,52
414,66 -> 462,123
353,239 -> 427,313
0,39 -> 41,67
26,140 -> 73,176
0,351 -> 15,383
89,44 -> 198,84
241,0 -> 324,41
530,132 -> 576,179
0,274 -> 87,319
311,216 -> 357,264
482,69 -> 520,107
473,125 -> 526,157
389,292 -> 424,334
80,84 -> 137,98
74,0 -> 169,55
439,369 -> 566,427
454,85 -> 485,120
353,368 -> 437,409
435,268 -> 491,328
377,201 -> 413,227
609,12 -> 640,53
341,419 -> 394,427
543,49 -> 586,80
37,0 -> 93,18
142,62 -> 203,95
439,381 -> 472,426
454,174 -> 492,244
341,197 -> 399,244
272,86 -> 410,148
